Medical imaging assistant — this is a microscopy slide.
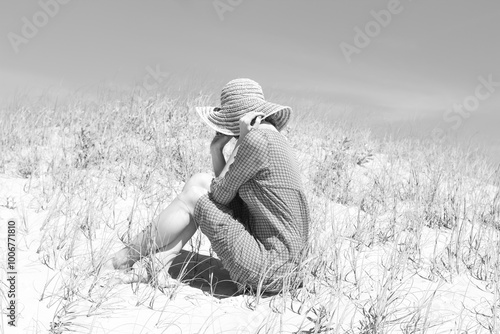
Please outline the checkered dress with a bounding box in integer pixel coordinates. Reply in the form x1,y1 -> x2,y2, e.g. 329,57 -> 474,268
194,129 -> 310,292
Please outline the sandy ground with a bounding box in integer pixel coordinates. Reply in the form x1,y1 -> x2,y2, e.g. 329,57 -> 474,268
0,155 -> 498,333
0,174 -> 315,333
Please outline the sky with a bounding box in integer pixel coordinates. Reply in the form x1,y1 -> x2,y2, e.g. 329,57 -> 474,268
1,0 -> 499,152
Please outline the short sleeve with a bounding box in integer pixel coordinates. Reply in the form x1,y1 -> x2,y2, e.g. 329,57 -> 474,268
210,130 -> 269,205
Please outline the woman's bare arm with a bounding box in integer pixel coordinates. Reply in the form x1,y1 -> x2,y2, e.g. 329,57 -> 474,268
210,132 -> 232,177
217,141 -> 240,179
211,146 -> 227,177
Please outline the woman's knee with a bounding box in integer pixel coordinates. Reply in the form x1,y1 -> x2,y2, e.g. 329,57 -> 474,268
179,184 -> 208,215
184,173 -> 212,191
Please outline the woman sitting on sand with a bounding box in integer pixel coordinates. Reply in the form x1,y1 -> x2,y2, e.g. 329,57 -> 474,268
109,78 -> 310,293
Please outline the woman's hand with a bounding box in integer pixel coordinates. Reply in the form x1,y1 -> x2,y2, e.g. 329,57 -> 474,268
210,132 -> 232,151
238,111 -> 265,142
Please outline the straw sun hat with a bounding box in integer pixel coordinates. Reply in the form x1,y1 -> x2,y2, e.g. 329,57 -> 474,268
195,78 -> 292,136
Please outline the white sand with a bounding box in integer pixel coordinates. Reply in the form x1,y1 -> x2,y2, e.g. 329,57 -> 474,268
1,157 -> 498,333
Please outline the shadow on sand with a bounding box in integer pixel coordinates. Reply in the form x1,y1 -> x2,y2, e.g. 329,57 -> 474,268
168,250 -> 240,299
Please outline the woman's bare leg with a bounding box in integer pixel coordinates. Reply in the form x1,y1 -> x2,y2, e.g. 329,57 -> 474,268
111,173 -> 212,274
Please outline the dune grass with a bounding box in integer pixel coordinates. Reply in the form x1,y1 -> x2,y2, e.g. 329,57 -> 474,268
0,81 -> 499,333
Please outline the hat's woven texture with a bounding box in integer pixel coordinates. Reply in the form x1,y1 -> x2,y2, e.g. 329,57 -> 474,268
196,78 -> 292,136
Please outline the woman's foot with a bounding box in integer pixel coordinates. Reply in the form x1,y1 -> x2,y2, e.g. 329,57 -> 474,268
94,247 -> 147,286
143,255 -> 177,289
111,247 -> 138,270
108,268 -> 149,285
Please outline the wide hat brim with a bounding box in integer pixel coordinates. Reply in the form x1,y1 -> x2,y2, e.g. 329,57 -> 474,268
196,99 -> 292,136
